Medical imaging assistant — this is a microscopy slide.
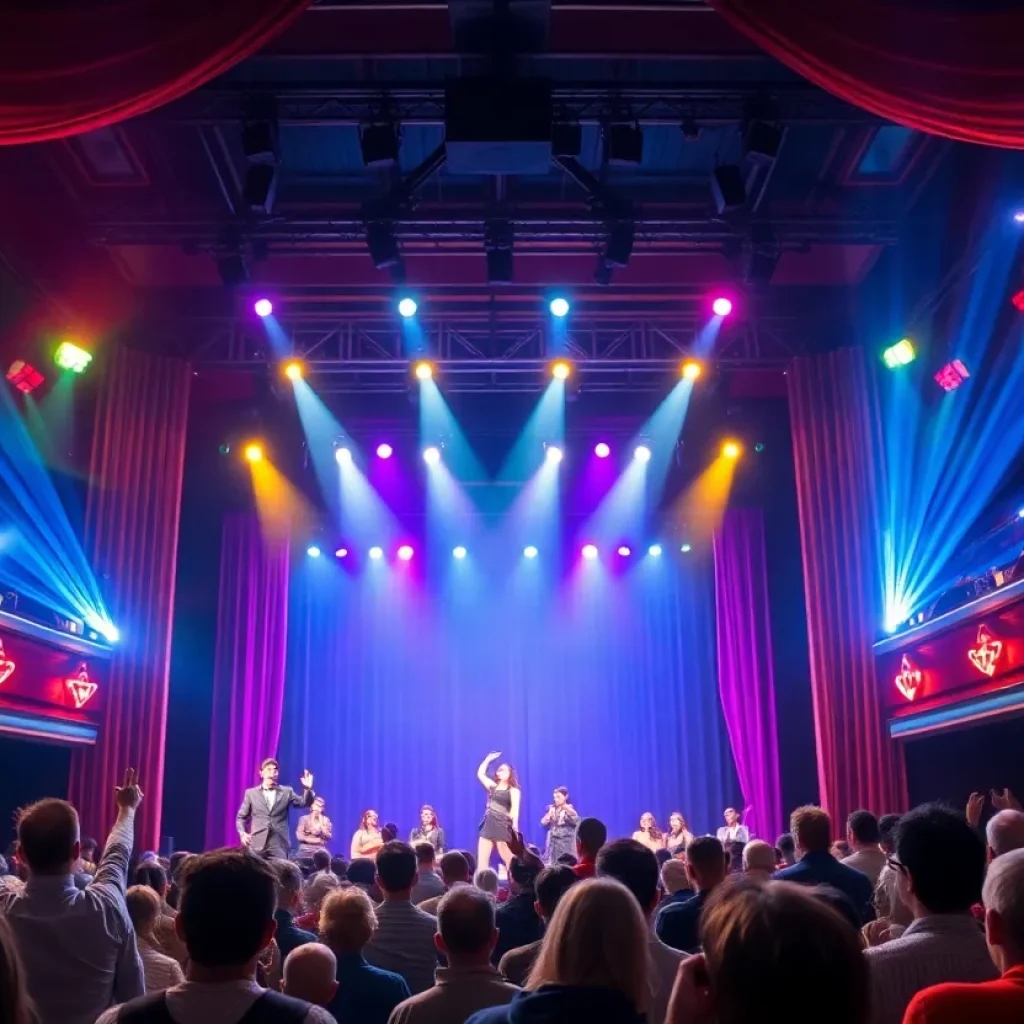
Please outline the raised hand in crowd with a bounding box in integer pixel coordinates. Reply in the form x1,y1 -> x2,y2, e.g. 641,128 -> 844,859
991,787 -> 1021,812
966,791 -> 985,828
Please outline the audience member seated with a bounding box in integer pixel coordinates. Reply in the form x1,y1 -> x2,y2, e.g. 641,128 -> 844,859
572,818 -> 607,880
166,851 -> 191,910
418,851 -> 472,915
296,871 -> 341,931
275,860 -> 318,961
776,832 -> 797,867
597,839 -> 686,1024
348,858 -> 382,902
467,877 -> 650,1024
774,806 -> 874,925
666,876 -> 869,1024
382,824 -> 399,844
873,813 -> 913,930
659,858 -> 692,907
310,849 -> 332,876
475,868 -> 499,900
281,943 -> 339,1009
409,843 -> 444,904
657,836 -> 727,954
97,847 -> 334,1024
987,810 -> 1024,860
741,840 -> 778,882
555,853 -> 577,867
364,841 -> 439,994
832,840 -> 853,860
864,803 -> 996,1024
903,847 -> 1024,1024
391,887 -> 519,1024
843,810 -> 888,887
125,885 -> 185,992
133,861 -> 188,966
320,887 -> 409,1024
1,768 -> 144,1024
330,857 -> 349,881
498,864 -> 577,986
0,916 -> 37,1024
492,856 -> 543,965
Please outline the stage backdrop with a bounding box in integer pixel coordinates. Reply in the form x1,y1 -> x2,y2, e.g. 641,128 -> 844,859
279,542 -> 740,850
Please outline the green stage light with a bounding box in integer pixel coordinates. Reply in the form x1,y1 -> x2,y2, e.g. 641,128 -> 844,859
882,338 -> 916,369
54,341 -> 93,374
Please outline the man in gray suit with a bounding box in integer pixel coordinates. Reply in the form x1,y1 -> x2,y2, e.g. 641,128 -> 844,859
236,758 -> 315,858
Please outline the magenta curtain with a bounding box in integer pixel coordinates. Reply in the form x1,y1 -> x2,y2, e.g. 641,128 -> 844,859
0,1 -> 309,145
713,508 -> 783,841
709,0 -> 1024,149
69,348 -> 191,849
788,348 -> 905,826
204,513 -> 291,849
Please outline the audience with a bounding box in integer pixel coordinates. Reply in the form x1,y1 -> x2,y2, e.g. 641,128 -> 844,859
97,847 -> 334,1024
597,839 -> 686,1024
498,864 -> 577,986
656,836 -> 727,954
555,853 -> 577,867
864,803 -> 996,1024
390,887 -> 519,1024
274,860 -> 318,960
659,858 -> 692,904
409,843 -> 444,904
843,810 -> 888,887
310,849 -> 332,875
741,839 -> 777,881
774,805 -> 874,924
320,886 -> 409,1024
492,856 -> 543,965
330,856 -> 349,881
572,818 -> 607,880
281,943 -> 339,1009
1,768 -> 144,1024
296,871 -> 341,931
364,841 -> 439,994
125,884 -> 186,991
987,810 -> 1024,859
776,832 -> 797,867
418,851 -> 472,915
133,861 -> 188,965
474,868 -> 499,899
874,812 -> 913,928
0,916 -> 36,1024
347,856 -> 381,900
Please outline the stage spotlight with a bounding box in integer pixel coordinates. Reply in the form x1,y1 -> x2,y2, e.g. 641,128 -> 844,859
5,360 -> 44,394
335,446 -> 352,465
582,544 -> 599,561
524,545 -> 539,559
617,545 -> 631,557
453,545 -> 467,560
414,361 -> 433,381
551,360 -> 572,381
1015,211 -> 1024,225
376,443 -> 394,460
283,359 -> 304,381
335,548 -> 348,558
398,296 -> 418,318
422,446 -> 441,465
397,544 -> 414,561
682,360 -> 702,381
545,444 -> 564,464
307,545 -> 322,558
549,297 -> 570,318
85,615 -> 120,644
244,442 -> 264,463
681,543 -> 692,553
633,444 -> 652,463
882,338 -> 916,369
754,442 -> 765,453
712,296 -> 733,317
648,544 -> 663,557
1018,507 -> 1024,520
54,341 -> 93,374
722,440 -> 742,460
254,298 -> 273,318
369,546 -> 384,560
594,442 -> 610,459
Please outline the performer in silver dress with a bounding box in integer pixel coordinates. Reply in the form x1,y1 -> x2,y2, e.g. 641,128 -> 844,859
541,786 -> 580,864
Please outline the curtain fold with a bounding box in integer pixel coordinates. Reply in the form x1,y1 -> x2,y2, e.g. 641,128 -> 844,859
708,0 -> 1024,149
788,348 -> 905,826
713,508 -> 783,841
69,347 -> 191,849
0,1 -> 310,145
204,514 -> 291,849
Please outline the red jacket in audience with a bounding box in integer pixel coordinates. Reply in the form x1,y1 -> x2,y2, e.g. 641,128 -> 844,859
903,965 -> 1024,1024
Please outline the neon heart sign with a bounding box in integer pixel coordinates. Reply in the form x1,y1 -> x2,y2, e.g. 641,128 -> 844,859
0,638 -> 14,686
968,624 -> 1003,678
894,654 -> 921,701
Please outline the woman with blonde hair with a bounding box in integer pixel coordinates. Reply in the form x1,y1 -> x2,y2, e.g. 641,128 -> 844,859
467,877 -> 649,1024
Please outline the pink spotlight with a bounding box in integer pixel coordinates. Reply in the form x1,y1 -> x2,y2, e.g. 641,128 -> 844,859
712,296 -> 733,317
376,443 -> 394,460
582,544 -> 599,561
617,545 -> 631,557
254,298 -> 273,318
594,442 -> 611,459
397,544 -> 414,561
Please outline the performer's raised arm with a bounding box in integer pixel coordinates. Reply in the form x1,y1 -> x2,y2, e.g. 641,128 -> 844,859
477,751 -> 500,790
289,769 -> 315,807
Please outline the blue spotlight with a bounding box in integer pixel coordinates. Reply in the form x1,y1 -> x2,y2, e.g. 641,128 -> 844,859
523,545 -> 539,559
307,545 -> 322,558
453,545 -> 467,560
398,296 -> 418,318
335,547 -> 348,559
633,444 -> 652,463
369,546 -> 384,560
423,446 -> 441,465
85,615 -> 119,644
549,297 -> 570,318
680,543 -> 692,553
545,444 -> 564,465
1018,507 -> 1024,520
648,544 -> 663,557
617,545 -> 631,557
582,544 -> 598,560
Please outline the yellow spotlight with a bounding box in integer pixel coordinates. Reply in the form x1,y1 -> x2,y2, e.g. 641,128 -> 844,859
551,360 -> 572,381
721,440 -> 742,460
682,360 -> 702,381
283,360 -> 304,381
244,442 -> 264,464
414,361 -> 434,381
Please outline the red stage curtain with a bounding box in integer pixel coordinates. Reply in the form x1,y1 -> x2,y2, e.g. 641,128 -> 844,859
788,348 -> 905,825
708,1 -> 1024,149
204,514 -> 290,850
0,1 -> 310,145
69,348 -> 191,849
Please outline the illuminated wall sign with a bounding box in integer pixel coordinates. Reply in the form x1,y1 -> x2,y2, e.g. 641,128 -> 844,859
894,655 -> 921,701
0,638 -> 14,686
968,624 -> 1003,677
65,663 -> 97,710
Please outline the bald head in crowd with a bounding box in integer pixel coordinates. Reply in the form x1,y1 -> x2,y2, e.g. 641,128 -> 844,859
982,848 -> 1024,973
987,810 -> 1024,859
281,943 -> 339,1007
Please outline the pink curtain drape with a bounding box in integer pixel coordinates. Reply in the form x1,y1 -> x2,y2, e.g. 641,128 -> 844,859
69,347 -> 191,849
788,348 -> 905,826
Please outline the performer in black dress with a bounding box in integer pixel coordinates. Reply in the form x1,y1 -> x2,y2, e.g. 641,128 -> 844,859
665,811 -> 696,857
541,786 -> 579,865
476,750 -> 521,870
409,804 -> 446,854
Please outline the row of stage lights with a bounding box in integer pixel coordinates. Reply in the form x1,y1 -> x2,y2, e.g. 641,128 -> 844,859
305,541 -> 693,561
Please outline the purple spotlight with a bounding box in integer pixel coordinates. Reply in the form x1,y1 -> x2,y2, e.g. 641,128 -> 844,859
376,443 -> 394,460
712,296 -> 733,317
397,544 -> 414,562
254,298 -> 273,318
617,545 -> 631,557
594,442 -> 611,459
582,544 -> 598,561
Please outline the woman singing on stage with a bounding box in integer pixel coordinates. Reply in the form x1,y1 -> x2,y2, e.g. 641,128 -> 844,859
409,804 -> 446,855
476,751 -> 520,869
665,811 -> 695,857
350,809 -> 384,860
296,796 -> 333,858
541,786 -> 579,865
632,811 -> 665,854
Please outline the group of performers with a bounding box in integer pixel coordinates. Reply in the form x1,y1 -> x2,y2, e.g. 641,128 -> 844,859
236,752 -> 750,867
